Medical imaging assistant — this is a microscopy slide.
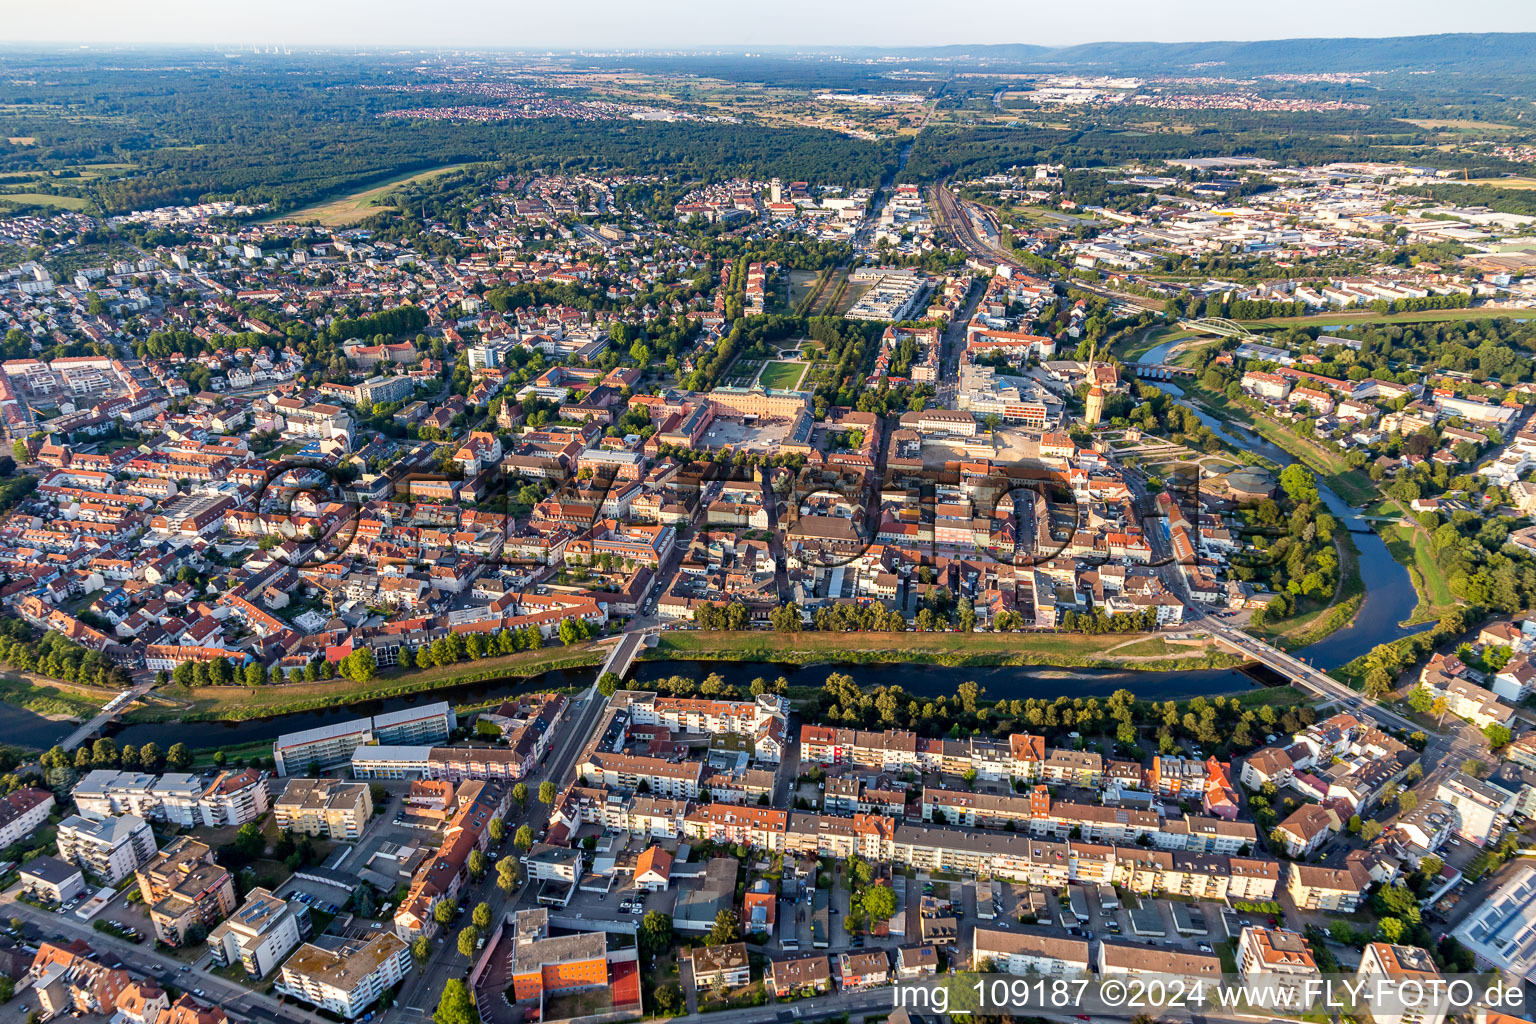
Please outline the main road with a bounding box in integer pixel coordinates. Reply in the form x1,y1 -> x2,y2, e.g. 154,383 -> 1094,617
0,896 -> 331,1024
389,677 -> 615,1024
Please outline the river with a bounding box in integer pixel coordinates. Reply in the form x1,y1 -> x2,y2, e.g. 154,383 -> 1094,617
0,658 -> 1278,754
1135,336 -> 1420,668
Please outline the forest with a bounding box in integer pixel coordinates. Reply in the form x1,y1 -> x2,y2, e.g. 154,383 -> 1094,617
0,62 -> 897,215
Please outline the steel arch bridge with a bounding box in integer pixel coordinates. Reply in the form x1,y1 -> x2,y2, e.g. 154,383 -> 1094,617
1180,316 -> 1258,339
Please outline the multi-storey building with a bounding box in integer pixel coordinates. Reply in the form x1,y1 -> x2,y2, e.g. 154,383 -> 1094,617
973,929 -> 1090,976
209,888 -> 311,979
56,814 -> 158,885
1357,944 -> 1447,1024
137,838 -> 238,946
0,787 -> 55,847
73,770 -> 268,828
278,934 -> 412,1019
273,779 -> 374,839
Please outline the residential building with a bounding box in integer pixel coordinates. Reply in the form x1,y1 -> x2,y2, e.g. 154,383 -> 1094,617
56,813 -> 158,885
1237,927 -> 1319,1008
687,942 -> 750,990
208,888 -> 310,979
0,787 -> 55,847
18,855 -> 86,904
768,953 -> 832,998
278,933 -> 413,1019
973,929 -> 1090,976
1357,943 -> 1447,1024
138,838 -> 238,946
273,779 -> 374,839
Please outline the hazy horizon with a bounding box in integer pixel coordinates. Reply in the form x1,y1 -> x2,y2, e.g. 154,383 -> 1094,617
10,0 -> 1536,51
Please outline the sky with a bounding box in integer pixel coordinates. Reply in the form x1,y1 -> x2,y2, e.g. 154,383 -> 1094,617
10,0 -> 1536,50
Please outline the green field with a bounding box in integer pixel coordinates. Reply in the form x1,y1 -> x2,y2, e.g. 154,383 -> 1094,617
269,163 -> 475,226
0,192 -> 89,210
757,360 -> 807,389
1241,307 -> 1526,330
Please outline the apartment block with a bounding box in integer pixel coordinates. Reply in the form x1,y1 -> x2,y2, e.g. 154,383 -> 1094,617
278,933 -> 412,1019
209,888 -> 311,979
273,778 -> 374,839
56,813 -> 158,885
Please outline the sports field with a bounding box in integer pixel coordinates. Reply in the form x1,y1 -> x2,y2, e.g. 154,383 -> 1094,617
757,360 -> 807,389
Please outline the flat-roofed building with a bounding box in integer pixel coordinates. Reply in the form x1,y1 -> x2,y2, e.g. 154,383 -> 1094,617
138,838 -> 238,947
273,703 -> 456,775
209,888 -> 310,980
1452,863 -> 1536,981
56,813 -> 157,885
273,779 -> 374,839
278,933 -> 412,1019
686,941 -> 749,989
507,931 -> 608,1003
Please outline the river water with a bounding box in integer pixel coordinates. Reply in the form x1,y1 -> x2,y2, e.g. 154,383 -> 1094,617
0,658 -> 1274,753
1135,337 -> 1420,668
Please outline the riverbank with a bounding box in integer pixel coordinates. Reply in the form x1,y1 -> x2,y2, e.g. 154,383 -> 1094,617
0,674 -> 114,720
1369,497 -> 1460,625
110,630 -> 1247,725
642,630 -> 1247,671
1180,384 -> 1378,507
1245,533 -> 1366,652
125,644 -> 605,723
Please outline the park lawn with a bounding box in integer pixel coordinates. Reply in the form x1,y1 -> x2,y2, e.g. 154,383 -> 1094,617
1383,520 -> 1458,624
787,269 -> 820,309
269,163 -> 475,226
645,630 -> 1244,671
757,360 -> 807,390
132,644 -> 605,722
1239,306 -> 1525,330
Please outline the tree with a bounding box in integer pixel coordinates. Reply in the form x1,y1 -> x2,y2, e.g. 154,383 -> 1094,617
411,935 -> 431,962
862,884 -> 896,922
496,858 -> 520,894
598,671 -> 621,697
434,980 -> 476,1024
512,782 -> 529,808
468,849 -> 487,880
433,899 -> 458,927
539,780 -> 556,805
1484,723 -> 1513,750
514,825 -> 534,852
652,982 -> 682,1014
351,885 -> 377,918
244,662 -> 267,687
165,742 -> 191,771
472,902 -> 492,930
1361,820 -> 1384,841
640,910 -> 673,954
138,741 -> 162,772
706,908 -> 739,947
234,822 -> 265,860
343,648 -> 377,684
1378,917 -> 1406,944
488,818 -> 506,844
